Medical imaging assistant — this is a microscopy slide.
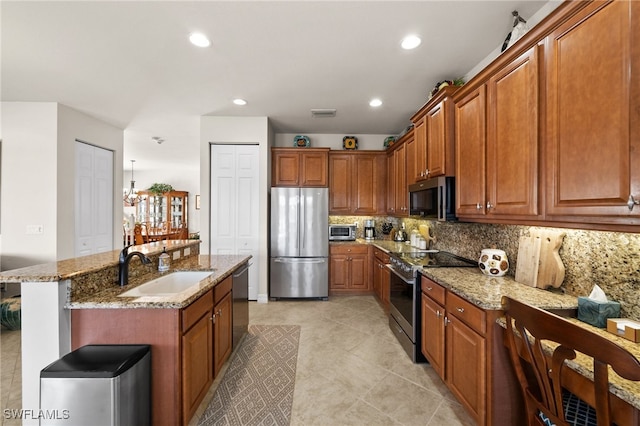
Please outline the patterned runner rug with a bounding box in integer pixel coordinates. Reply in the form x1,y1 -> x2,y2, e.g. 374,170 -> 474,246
198,325 -> 301,426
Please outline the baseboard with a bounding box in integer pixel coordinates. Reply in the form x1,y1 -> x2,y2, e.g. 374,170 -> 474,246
257,293 -> 269,304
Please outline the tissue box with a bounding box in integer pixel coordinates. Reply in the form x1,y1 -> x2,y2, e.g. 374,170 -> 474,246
577,297 -> 620,328
606,318 -> 640,342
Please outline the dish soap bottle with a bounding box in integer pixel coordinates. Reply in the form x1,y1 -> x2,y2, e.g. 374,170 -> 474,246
158,247 -> 170,272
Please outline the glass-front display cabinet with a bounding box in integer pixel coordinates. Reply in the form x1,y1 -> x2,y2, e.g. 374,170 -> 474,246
136,190 -> 189,239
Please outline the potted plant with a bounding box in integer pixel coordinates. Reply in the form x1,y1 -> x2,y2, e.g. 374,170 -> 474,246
147,183 -> 173,195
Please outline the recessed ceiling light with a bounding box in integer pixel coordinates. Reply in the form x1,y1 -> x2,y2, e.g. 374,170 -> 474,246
401,35 -> 421,50
189,32 -> 210,48
369,98 -> 383,107
233,98 -> 247,106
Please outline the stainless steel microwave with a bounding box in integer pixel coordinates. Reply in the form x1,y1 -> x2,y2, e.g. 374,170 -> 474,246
328,224 -> 357,241
409,176 -> 457,221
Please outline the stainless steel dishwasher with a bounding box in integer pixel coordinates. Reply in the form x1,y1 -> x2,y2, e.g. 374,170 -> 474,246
232,262 -> 250,348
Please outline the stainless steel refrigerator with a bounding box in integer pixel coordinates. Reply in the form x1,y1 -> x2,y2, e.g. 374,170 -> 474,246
270,187 -> 329,299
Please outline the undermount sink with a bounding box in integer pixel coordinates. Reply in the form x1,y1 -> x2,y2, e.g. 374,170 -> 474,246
118,271 -> 213,297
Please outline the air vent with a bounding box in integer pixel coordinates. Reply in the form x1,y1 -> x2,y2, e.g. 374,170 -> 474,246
311,108 -> 337,118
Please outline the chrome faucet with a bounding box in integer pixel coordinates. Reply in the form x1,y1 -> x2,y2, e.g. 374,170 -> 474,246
119,245 -> 151,286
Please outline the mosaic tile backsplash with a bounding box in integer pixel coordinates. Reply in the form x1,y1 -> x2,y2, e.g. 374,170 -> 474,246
330,216 -> 640,320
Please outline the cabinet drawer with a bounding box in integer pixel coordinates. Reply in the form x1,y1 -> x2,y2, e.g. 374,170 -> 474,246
373,248 -> 390,263
446,292 -> 486,336
182,290 -> 213,332
330,244 -> 368,255
214,276 -> 233,304
421,276 -> 445,306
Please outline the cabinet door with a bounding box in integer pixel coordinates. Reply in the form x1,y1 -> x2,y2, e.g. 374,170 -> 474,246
272,151 -> 301,187
446,315 -> 486,425
182,312 -> 213,423
455,86 -> 487,217
426,97 -> 453,178
213,291 -> 233,376
421,294 -> 445,379
300,152 -> 328,187
329,154 -> 352,214
349,254 -> 369,291
329,254 -> 349,290
414,117 -> 428,181
351,154 -> 385,215
394,143 -> 408,215
405,133 -> 416,186
487,46 -> 540,218
546,0 -> 639,220
386,151 -> 396,215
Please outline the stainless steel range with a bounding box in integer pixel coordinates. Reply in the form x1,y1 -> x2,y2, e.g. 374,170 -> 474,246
387,250 -> 476,362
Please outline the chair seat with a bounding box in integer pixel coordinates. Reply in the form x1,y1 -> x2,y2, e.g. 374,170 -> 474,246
538,390 -> 597,426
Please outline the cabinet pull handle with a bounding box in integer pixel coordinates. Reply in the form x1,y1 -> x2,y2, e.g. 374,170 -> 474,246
444,316 -> 451,325
628,195 -> 639,211
426,286 -> 433,291
486,202 -> 493,209
476,203 -> 482,210
457,307 -> 465,313
436,310 -> 442,318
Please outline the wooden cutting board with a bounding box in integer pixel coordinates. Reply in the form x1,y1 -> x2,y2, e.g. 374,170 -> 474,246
515,230 -> 566,288
532,229 -> 566,289
515,235 -> 541,287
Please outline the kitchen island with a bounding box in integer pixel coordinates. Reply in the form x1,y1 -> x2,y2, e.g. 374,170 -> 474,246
0,240 -> 250,426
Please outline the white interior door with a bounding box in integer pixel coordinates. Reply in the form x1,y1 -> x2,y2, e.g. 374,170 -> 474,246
75,141 -> 114,256
210,144 -> 260,300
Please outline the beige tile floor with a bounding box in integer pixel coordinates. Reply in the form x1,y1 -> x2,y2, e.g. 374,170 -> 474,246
1,295 -> 475,426
191,295 -> 475,426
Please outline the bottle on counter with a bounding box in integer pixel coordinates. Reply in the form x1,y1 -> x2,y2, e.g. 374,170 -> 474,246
158,247 -> 170,272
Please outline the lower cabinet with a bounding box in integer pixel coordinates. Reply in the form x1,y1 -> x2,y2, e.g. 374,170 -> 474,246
329,244 -> 370,294
420,275 -> 519,426
71,275 -> 236,426
372,248 -> 390,311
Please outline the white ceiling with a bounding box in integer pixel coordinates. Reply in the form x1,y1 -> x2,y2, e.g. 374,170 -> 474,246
2,0 -> 548,170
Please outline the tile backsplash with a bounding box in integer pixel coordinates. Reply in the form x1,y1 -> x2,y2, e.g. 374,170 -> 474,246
330,216 -> 640,320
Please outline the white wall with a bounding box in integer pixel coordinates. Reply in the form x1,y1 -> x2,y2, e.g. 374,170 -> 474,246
275,133 -> 391,151
0,102 -> 123,270
1,103 -> 59,269
200,116 -> 272,301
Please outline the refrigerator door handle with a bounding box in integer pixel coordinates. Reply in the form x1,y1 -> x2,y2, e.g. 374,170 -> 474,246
300,192 -> 305,250
273,258 -> 326,264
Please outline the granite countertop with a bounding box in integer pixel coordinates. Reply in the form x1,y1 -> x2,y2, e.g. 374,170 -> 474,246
0,240 -> 200,282
68,254 -> 251,310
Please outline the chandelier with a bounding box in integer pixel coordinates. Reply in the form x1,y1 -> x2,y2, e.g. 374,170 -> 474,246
123,159 -> 142,206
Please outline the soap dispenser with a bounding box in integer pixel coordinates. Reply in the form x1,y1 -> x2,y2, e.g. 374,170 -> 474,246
158,247 -> 170,272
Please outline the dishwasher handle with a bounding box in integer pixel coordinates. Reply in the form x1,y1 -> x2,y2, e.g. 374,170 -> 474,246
233,262 -> 252,278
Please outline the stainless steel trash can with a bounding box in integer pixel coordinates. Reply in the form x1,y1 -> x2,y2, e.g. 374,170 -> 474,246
40,344 -> 151,426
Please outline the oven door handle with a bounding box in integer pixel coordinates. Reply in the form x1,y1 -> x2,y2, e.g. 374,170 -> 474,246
386,264 -> 415,285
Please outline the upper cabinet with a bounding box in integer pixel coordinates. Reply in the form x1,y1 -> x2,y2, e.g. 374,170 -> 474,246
272,147 -> 329,187
410,86 -> 456,182
545,0 -> 640,225
386,133 -> 410,216
329,151 -> 386,215
456,46 -> 540,220
453,0 -> 639,229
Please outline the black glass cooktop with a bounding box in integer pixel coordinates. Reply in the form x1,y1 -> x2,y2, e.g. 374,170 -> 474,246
393,250 -> 477,268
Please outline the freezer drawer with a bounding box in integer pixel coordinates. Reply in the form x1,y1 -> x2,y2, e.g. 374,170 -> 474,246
270,257 -> 328,299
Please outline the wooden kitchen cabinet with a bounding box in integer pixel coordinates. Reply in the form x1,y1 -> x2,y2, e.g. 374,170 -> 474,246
329,244 -> 370,294
182,290 -> 214,423
329,152 -> 386,215
386,135 -> 409,216
420,275 -> 516,426
372,248 -> 390,311
455,46 -> 540,220
545,0 -> 640,225
411,86 -> 456,182
213,276 -> 233,376
271,147 -> 329,187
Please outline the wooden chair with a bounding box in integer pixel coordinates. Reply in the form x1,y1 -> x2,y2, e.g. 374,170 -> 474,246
133,223 -> 148,245
502,296 -> 640,426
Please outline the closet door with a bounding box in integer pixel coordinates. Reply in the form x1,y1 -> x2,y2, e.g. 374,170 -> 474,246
210,144 -> 260,300
75,141 -> 113,256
